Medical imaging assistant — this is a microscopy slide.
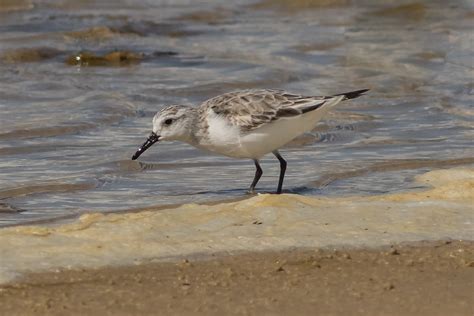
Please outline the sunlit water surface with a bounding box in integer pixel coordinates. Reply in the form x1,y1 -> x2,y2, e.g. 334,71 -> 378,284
0,0 -> 473,226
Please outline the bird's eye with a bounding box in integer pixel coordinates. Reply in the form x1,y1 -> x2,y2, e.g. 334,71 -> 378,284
164,118 -> 173,125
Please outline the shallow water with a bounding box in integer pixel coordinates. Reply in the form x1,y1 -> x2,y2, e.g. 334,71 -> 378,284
0,0 -> 473,227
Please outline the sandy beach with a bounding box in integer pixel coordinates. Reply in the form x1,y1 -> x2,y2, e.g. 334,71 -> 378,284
1,240 -> 473,316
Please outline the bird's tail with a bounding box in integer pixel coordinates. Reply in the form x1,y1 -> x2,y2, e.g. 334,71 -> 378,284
334,89 -> 369,100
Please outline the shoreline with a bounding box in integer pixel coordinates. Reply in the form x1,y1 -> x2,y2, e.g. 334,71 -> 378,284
1,240 -> 473,315
0,167 -> 472,315
0,167 -> 472,285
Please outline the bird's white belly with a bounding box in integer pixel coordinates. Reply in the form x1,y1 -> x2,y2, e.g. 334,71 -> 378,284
203,107 -> 331,159
240,110 -> 325,158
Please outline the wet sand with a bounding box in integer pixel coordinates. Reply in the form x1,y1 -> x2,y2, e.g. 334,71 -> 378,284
1,240 -> 472,316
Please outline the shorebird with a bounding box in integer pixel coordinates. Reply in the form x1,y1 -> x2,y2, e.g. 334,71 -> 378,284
132,89 -> 368,193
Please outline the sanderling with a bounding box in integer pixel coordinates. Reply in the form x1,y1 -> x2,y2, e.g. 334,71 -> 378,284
132,88 -> 368,194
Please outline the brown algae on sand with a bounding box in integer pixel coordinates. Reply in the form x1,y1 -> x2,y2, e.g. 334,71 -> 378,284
0,167 -> 472,284
1,47 -> 144,66
66,51 -> 143,67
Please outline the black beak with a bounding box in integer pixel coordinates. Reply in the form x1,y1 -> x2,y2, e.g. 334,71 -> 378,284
131,132 -> 160,160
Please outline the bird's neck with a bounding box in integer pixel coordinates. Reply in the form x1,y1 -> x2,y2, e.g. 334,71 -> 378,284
184,108 -> 203,146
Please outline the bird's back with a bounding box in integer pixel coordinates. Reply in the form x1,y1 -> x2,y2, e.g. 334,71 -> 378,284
199,89 -> 334,131
192,89 -> 349,159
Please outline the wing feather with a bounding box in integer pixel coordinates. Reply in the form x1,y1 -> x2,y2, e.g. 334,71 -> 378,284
202,89 -> 329,131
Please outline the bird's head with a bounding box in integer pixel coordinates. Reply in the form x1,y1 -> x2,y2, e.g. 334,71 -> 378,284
131,105 -> 193,160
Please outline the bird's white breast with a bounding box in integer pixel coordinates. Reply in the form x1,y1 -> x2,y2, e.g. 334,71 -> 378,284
204,110 -> 244,157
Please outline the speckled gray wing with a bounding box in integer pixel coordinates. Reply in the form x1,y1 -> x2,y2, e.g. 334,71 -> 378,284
203,90 -> 328,131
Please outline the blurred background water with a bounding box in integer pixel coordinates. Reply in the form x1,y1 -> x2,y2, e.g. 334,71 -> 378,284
0,0 -> 472,227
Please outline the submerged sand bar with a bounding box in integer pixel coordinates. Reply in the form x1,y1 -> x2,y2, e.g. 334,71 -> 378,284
0,167 -> 472,284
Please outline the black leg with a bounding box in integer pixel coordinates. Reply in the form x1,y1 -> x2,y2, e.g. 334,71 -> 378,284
248,159 -> 263,194
272,150 -> 287,194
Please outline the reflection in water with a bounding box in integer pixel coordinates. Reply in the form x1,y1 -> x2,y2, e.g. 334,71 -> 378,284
0,0 -> 473,227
